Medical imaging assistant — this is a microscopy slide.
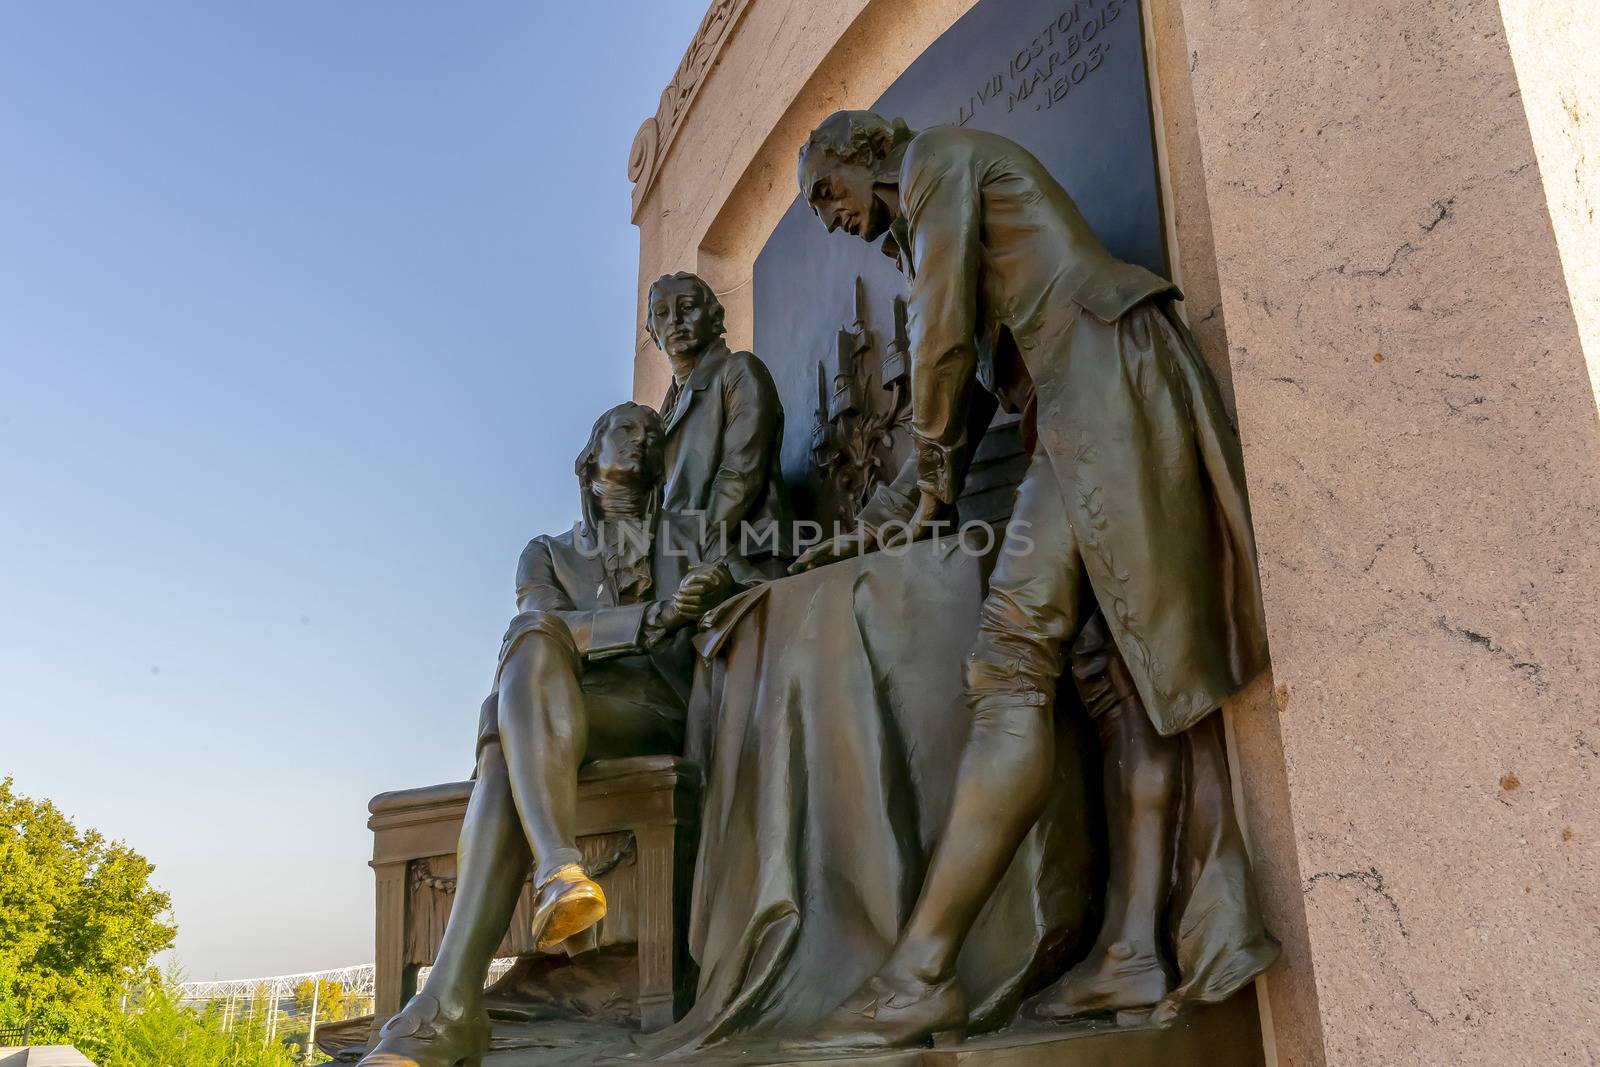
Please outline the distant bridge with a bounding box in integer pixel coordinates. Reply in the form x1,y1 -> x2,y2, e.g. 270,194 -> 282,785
178,964 -> 378,1044
177,958 -> 516,1005
177,959 -> 515,1044
178,963 -> 377,1005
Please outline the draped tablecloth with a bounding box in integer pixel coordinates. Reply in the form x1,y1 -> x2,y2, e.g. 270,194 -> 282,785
650,538 -> 1099,1056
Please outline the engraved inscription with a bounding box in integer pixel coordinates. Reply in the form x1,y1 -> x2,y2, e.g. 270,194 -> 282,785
953,0 -> 1126,125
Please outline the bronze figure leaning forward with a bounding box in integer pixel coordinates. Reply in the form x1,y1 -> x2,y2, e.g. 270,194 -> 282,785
360,403 -> 758,1067
787,111 -> 1279,1050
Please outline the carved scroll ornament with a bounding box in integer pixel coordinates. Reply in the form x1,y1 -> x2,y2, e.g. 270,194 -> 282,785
627,0 -> 755,216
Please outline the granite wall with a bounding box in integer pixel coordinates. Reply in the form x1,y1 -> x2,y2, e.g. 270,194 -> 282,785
1160,0 -> 1600,1062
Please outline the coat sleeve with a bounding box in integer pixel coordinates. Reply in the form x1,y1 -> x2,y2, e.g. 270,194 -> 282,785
857,455 -> 921,534
858,385 -> 999,536
704,352 -> 781,533
902,132 -> 983,505
513,538 -> 649,661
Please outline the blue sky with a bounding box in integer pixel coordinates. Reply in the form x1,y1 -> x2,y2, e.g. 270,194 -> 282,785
0,1 -> 708,980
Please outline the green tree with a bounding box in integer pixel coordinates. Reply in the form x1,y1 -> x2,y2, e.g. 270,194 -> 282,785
0,780 -> 314,1063
94,971 -> 300,1067
291,978 -> 350,1024
0,776 -> 176,1043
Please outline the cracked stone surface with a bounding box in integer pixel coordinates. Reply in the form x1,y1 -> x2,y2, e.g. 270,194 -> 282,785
1172,0 -> 1600,1063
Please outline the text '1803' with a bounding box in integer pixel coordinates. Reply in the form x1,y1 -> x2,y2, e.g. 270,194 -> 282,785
954,0 -> 1126,125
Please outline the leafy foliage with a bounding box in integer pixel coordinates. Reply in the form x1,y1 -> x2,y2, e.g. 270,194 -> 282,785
0,776 -> 176,1043
0,779 -> 323,1063
95,972 -> 302,1067
291,979 -> 354,1024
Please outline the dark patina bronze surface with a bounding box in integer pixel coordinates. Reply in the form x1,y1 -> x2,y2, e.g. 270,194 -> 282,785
358,403 -> 761,1067
647,270 -> 793,565
353,1 -> 1277,1061
783,109 -> 1276,1053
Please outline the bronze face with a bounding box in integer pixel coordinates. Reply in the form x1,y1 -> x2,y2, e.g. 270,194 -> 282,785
799,153 -> 892,242
592,405 -> 662,487
647,276 -> 720,359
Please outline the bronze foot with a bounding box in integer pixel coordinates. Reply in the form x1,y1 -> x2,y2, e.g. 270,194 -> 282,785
1024,940 -> 1174,1021
1150,933 -> 1281,1024
530,863 -> 607,951
781,973 -> 967,1053
359,993 -> 489,1067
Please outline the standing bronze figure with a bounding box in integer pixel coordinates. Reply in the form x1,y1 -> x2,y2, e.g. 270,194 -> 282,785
647,271 -> 792,566
789,111 -> 1279,1049
361,403 -> 751,1067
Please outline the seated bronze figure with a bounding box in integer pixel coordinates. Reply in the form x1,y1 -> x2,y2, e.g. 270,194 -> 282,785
360,402 -> 757,1067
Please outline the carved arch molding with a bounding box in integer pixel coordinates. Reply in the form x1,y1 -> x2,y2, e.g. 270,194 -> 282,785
627,0 -> 755,218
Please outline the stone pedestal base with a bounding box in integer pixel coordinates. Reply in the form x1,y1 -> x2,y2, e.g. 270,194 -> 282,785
321,988 -> 1263,1065
760,991 -> 1264,1067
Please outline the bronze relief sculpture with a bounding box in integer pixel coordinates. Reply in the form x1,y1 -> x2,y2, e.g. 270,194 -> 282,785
351,110 -> 1282,1067
809,276 -> 915,526
785,111 -> 1279,1050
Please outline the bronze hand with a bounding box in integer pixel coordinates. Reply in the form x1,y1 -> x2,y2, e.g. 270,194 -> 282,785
660,562 -> 735,627
789,527 -> 878,574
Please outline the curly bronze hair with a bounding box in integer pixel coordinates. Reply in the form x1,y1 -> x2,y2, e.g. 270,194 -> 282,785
796,110 -> 915,188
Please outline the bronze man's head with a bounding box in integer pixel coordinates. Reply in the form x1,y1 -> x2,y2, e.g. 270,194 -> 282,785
645,271 -> 726,360
574,401 -> 666,495
796,110 -> 914,242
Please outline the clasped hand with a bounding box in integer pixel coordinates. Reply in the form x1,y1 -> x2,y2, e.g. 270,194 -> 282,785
655,561 -> 735,629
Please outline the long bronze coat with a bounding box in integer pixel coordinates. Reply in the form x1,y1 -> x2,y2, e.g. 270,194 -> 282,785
508,509 -> 768,704
894,125 -> 1269,735
659,339 -> 792,559
512,512 -> 697,696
